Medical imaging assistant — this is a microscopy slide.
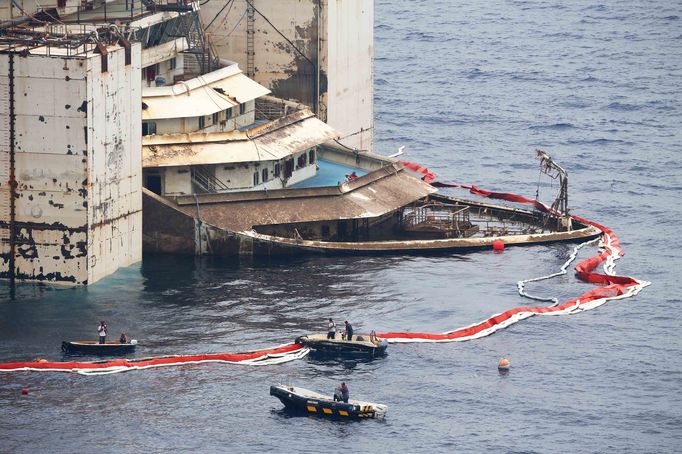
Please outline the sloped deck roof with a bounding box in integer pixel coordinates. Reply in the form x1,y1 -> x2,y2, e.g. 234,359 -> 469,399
141,64 -> 270,120
170,163 -> 437,231
142,110 -> 337,167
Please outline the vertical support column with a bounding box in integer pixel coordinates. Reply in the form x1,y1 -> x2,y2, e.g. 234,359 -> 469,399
316,0 -> 321,117
7,51 -> 16,287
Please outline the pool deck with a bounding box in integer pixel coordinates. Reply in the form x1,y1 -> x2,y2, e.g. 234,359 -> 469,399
291,160 -> 366,188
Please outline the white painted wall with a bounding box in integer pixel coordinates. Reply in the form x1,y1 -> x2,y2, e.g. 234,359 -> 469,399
324,0 -> 374,152
162,166 -> 191,195
144,100 -> 256,135
156,150 -> 317,195
142,54 -> 186,88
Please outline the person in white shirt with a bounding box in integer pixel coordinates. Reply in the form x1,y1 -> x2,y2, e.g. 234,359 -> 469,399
327,318 -> 336,339
98,321 -> 107,344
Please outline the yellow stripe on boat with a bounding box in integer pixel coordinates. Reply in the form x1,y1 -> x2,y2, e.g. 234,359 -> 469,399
322,408 -> 333,414
338,410 -> 349,416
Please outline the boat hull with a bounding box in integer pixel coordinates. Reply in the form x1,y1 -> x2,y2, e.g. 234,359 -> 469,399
270,385 -> 386,419
295,334 -> 388,358
61,341 -> 136,356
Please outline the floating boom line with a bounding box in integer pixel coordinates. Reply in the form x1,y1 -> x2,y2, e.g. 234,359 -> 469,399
376,180 -> 650,343
0,170 -> 650,372
0,343 -> 309,376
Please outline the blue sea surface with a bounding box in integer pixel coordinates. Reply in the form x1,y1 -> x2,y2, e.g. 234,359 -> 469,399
1,1 -> 681,452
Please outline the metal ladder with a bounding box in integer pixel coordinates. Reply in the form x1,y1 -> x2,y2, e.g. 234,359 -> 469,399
246,1 -> 255,78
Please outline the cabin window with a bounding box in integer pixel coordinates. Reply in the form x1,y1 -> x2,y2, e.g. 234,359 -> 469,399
309,149 -> 316,164
253,171 -> 260,186
226,107 -> 232,119
199,116 -> 205,129
262,168 -> 269,183
144,172 -> 162,195
146,66 -> 156,82
212,112 -> 219,125
284,159 -> 294,178
297,154 -> 306,169
170,57 -> 177,70
274,163 -> 281,177
142,122 -> 157,136
239,103 -> 246,115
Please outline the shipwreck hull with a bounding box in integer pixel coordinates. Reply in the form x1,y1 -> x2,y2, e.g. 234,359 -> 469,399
239,225 -> 601,256
142,184 -> 601,257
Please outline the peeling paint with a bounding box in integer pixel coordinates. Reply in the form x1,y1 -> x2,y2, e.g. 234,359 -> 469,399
0,44 -> 142,285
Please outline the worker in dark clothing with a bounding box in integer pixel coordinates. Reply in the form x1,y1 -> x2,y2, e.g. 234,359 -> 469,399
344,321 -> 353,341
340,382 -> 349,403
98,321 -> 107,344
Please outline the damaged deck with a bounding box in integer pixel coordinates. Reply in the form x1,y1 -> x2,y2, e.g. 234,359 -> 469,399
142,162 -> 601,256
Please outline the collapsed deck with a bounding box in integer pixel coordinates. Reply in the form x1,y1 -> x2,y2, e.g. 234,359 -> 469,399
143,161 -> 600,256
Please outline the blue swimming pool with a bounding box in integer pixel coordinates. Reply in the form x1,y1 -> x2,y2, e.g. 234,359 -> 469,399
290,159 -> 366,188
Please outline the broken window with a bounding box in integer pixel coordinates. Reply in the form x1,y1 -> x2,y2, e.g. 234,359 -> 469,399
145,174 -> 162,195
142,122 -> 157,136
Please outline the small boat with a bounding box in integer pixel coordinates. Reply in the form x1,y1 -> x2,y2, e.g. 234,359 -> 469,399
61,340 -> 137,355
270,384 -> 388,419
295,332 -> 388,357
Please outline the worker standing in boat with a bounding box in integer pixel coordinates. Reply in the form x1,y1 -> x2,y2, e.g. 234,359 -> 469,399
344,321 -> 354,340
98,321 -> 107,344
340,382 -> 349,403
327,318 -> 336,339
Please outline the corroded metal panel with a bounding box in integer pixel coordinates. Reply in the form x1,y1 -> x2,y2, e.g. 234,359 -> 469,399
201,0 -> 374,151
202,0 -> 318,107
0,53 -> 90,283
86,44 -> 143,284
0,44 -> 142,285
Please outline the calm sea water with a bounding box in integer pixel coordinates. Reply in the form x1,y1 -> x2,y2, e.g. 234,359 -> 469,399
1,1 -> 681,452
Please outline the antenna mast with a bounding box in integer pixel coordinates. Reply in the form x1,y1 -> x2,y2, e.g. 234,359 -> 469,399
536,149 -> 571,231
